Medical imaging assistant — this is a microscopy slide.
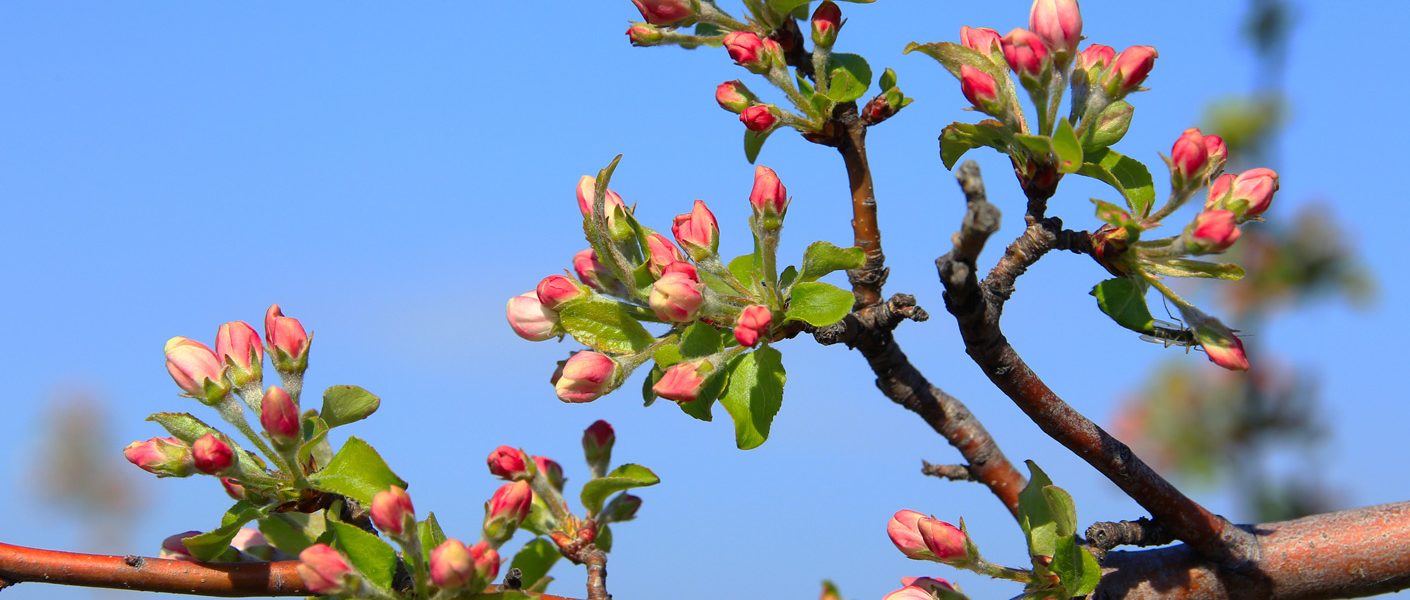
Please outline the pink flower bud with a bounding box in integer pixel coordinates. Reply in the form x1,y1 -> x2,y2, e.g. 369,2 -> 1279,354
811,1 -> 841,48
1002,28 -> 1050,79
215,321 -> 263,386
159,531 -> 202,560
902,577 -> 957,592
221,477 -> 247,500
652,359 -> 712,403
487,445 -> 531,481
630,0 -> 695,26
486,480 -> 533,527
959,65 -> 999,113
881,587 -> 936,600
885,577 -> 958,599
723,31 -> 773,73
715,80 -> 756,114
1075,43 -> 1115,72
124,437 -> 195,478
1029,0 -> 1082,59
260,385 -> 301,448
1187,209 -> 1242,253
506,292 -> 560,342
918,517 -> 969,563
649,264 -> 705,323
626,23 -> 665,46
960,26 -> 1002,55
734,304 -> 773,347
1181,307 -> 1250,371
536,274 -> 588,310
1209,168 -> 1279,218
583,419 -> 615,474
572,249 -> 613,292
575,175 -> 628,219
533,456 -> 566,490
749,165 -> 789,219
164,336 -> 228,403
430,538 -> 474,589
645,233 -> 686,278
1105,45 -> 1158,95
297,544 -> 356,594
887,509 -> 931,560
739,104 -> 778,132
671,200 -> 720,261
371,485 -> 416,537
469,541 -> 501,588
553,351 -> 622,403
264,305 -> 310,374
1204,135 -> 1228,175
191,433 -> 234,475
1170,127 -> 1213,185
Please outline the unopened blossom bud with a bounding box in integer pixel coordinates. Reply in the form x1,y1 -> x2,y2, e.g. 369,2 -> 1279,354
645,233 -> 686,278
960,26 -> 1002,56
484,480 -> 534,543
553,351 -> 622,403
487,445 -> 531,481
221,477 -> 247,500
159,531 -> 202,560
881,587 -> 935,600
1169,128 -> 1226,188
534,456 -> 566,491
575,175 -> 628,220
653,359 -> 712,403
191,433 -> 235,475
918,517 -> 969,563
740,104 -> 778,132
1204,135 -> 1228,175
430,539 -> 474,589
1002,28 -> 1051,80
469,541 -> 501,589
959,65 -> 1001,116
672,200 -> 720,261
734,304 -> 773,347
1029,0 -> 1082,63
723,31 -> 776,74
298,544 -> 357,594
749,165 -> 789,222
371,486 -> 416,537
1104,45 -> 1158,96
649,263 -> 705,323
715,80 -> 757,114
583,419 -> 615,475
626,23 -> 665,46
164,337 -> 228,404
1208,168 -> 1279,218
259,385 -> 301,449
506,293 -> 561,342
1186,209 -> 1242,254
264,305 -> 310,375
1074,43 -> 1115,73
630,0 -> 697,27
887,510 -> 932,560
1178,305 -> 1249,371
602,493 -> 643,523
124,437 -> 195,478
811,1 -> 841,48
884,577 -> 959,600
215,321 -> 263,387
572,249 -> 613,292
536,274 -> 588,310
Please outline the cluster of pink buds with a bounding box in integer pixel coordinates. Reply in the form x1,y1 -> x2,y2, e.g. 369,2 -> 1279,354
429,538 -> 500,591
1169,127 -> 1228,191
364,483 -> 509,595
1206,167 -> 1279,220
887,510 -> 972,565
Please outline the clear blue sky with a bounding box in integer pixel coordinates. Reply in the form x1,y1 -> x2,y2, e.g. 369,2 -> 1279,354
2,2 -> 1406,599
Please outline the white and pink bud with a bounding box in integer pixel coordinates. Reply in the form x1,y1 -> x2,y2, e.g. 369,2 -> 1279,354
884,577 -> 959,600
652,359 -> 712,403
506,293 -> 561,342
486,445 -> 531,481
430,538 -> 474,589
533,455 -> 566,491
649,262 -> 705,323
960,26 -> 1002,56
264,305 -> 310,375
739,104 -> 778,132
715,80 -> 757,114
572,249 -> 614,292
959,65 -> 1001,116
734,305 -> 773,347
553,351 -> 623,403
723,31 -> 778,74
918,517 -> 970,563
159,531 -> 202,561
297,544 -> 357,595
1002,28 -> 1051,80
887,509 -> 932,560
749,165 -> 789,223
164,336 -> 229,404
469,541 -> 501,590
1029,0 -> 1082,62
583,419 -> 615,476
1104,45 -> 1158,96
671,200 -> 720,261
630,0 -> 697,27
191,433 -> 235,476
1170,128 -> 1226,188
536,274 -> 588,310
124,437 -> 195,478
221,477 -> 247,500
1186,209 -> 1242,254
575,175 -> 628,219
1074,43 -> 1115,73
215,321 -> 263,387
811,1 -> 842,48
1207,168 -> 1279,219
645,233 -> 686,279
371,485 -> 416,538
260,385 -> 301,449
626,23 -> 665,47
1181,306 -> 1250,371
483,480 -> 534,543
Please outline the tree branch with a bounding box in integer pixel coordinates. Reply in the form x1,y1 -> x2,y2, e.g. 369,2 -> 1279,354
831,105 -> 888,309
920,461 -> 974,482
935,160 -> 1258,568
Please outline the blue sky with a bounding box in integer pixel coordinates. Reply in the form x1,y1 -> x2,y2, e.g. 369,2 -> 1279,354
2,2 -> 1407,599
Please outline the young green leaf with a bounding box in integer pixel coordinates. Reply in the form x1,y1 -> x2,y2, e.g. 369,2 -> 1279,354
580,463 -> 660,515
1052,118 -> 1084,174
148,412 -> 265,473
510,538 -> 561,593
558,297 -> 656,354
328,519 -> 398,591
1144,258 -> 1246,280
1042,485 -> 1078,538
306,436 -> 407,505
258,511 -> 326,555
728,253 -> 761,293
1077,149 -> 1156,217
785,281 -> 854,327
1090,277 -> 1155,334
904,41 -> 1001,80
679,322 -> 724,359
1017,461 -> 1058,560
297,415 -> 332,473
1051,535 -> 1102,597
320,384 -> 380,428
939,121 -> 1009,169
745,127 -> 774,164
824,53 -> 873,102
799,241 -> 865,283
718,347 -> 786,450
418,512 -> 447,564
182,502 -> 266,562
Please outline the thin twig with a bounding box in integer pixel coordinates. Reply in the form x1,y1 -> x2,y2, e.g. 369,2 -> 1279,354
921,461 -> 973,482
583,549 -> 609,600
1087,517 -> 1176,551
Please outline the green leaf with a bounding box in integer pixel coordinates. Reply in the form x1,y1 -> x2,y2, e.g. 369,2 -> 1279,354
1144,258 -> 1246,280
580,463 -> 660,515
823,53 -> 872,102
1092,199 -> 1134,227
1077,149 -> 1156,217
679,322 -> 724,359
904,41 -> 1001,80
718,346 -> 786,450
183,502 -> 265,562
1043,485 -> 1078,537
510,538 -> 561,593
328,519 -> 397,591
1017,461 -> 1058,560
1052,118 -> 1084,174
785,281 -> 854,327
558,297 -> 655,354
320,385 -> 380,428
879,67 -> 897,92
307,436 -> 407,505
744,127 -> 775,164
596,524 -> 614,553
298,414 -> 332,472
258,511 -> 326,555
798,241 -> 865,283
148,412 -> 266,474
939,121 -> 1009,170
1052,535 -> 1102,597
766,0 -> 810,15
1090,277 -> 1154,334
728,253 -> 761,292
418,512 -> 447,564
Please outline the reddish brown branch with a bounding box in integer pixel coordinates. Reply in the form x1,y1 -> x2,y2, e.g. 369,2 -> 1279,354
0,541 -> 307,597
827,105 -> 888,309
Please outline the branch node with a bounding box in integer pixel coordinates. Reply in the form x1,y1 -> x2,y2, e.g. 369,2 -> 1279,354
123,555 -> 142,568
921,460 -> 973,481
1087,517 -> 1177,551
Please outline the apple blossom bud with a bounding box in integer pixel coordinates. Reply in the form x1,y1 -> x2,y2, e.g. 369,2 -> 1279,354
811,1 -> 841,48
260,385 -> 301,449
575,175 -> 628,219
536,274 -> 588,310
264,305 -> 310,375
881,587 -> 935,600
740,104 -> 778,132
626,23 -> 665,47
918,517 -> 969,563
723,31 -> 776,74
124,437 -> 195,478
649,264 -> 705,323
159,531 -> 202,560
572,249 -> 613,292
484,480 -> 533,543
1204,135 -> 1228,175
960,26 -> 1002,55
1178,305 -> 1250,371
885,577 -> 959,600
749,165 -> 789,222
506,293 -> 561,342
164,337 -> 228,404
215,321 -> 263,387
959,64 -> 1001,115
716,80 -> 757,114
1170,127 -> 1213,187
553,351 -> 623,403
630,0 -> 697,27
645,233 -> 686,278
469,541 -> 501,589
430,538 -> 474,589
1208,168 -> 1279,218
221,477 -> 247,500
534,456 -> 565,491
297,544 -> 357,595
672,200 -> 720,261
734,304 -> 773,347
653,359 -> 712,403
487,445 -> 531,481
887,510 -> 932,560
602,493 -> 643,523
371,486 -> 416,537
191,433 -> 234,475
1104,45 -> 1158,96
1002,28 -> 1050,80
1029,0 -> 1082,62
1186,209 -> 1242,253
1074,43 -> 1115,73
583,419 -> 615,475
